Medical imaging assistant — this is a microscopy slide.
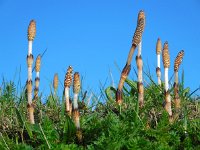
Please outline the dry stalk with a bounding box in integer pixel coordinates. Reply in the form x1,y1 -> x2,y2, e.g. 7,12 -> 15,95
116,10 -> 145,105
64,66 -> 73,116
162,42 -> 172,121
156,38 -> 162,86
27,20 -> 36,124
173,50 -> 184,120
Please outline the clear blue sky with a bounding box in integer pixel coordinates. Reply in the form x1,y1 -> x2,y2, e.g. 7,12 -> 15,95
0,0 -> 200,100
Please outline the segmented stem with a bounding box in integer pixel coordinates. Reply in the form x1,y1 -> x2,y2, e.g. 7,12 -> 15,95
34,55 -> 41,101
27,20 -> 36,124
162,41 -> 172,119
73,72 -> 82,143
156,38 -> 162,85
116,10 -> 145,105
64,66 -> 73,115
173,50 -> 184,119
136,41 -> 144,107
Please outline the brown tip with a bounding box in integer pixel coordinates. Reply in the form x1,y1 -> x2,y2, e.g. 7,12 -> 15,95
174,50 -> 184,72
73,72 -> 81,94
156,38 -> 162,54
132,11 -> 145,46
64,66 -> 73,88
35,55 -> 41,72
137,10 -> 145,24
162,41 -> 170,68
28,20 -> 36,41
53,73 -> 59,90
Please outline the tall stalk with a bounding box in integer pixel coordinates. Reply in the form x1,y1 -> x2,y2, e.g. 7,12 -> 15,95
64,66 -> 73,116
156,38 -> 162,86
33,55 -> 41,102
173,50 -> 184,119
116,10 -> 145,105
162,42 -> 172,121
73,72 -> 82,143
27,20 -> 36,124
136,41 -> 144,107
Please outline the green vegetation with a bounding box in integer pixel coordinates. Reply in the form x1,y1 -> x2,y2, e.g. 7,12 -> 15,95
0,76 -> 199,149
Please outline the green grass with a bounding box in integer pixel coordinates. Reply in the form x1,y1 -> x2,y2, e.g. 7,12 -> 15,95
0,75 -> 199,150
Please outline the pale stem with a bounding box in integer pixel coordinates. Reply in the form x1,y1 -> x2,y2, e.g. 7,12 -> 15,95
28,41 -> 33,56
157,54 -> 160,68
36,72 -> 40,78
28,67 -> 32,81
65,87 -> 70,111
138,69 -> 143,82
164,68 -> 169,91
28,92 -> 32,105
138,41 -> 142,56
175,71 -> 178,84
74,93 -> 78,109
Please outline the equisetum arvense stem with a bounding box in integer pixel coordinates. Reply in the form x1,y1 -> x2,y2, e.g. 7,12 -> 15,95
173,50 -> 184,119
27,20 -> 36,124
162,42 -> 172,120
116,10 -> 145,105
136,41 -> 144,107
73,72 -> 82,143
34,55 -> 41,101
164,68 -> 169,91
156,38 -> 162,86
64,66 -> 73,115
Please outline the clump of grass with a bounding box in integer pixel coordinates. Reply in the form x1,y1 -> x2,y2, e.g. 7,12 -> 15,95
27,20 -> 36,124
64,66 -> 73,116
116,10 -> 145,105
156,38 -> 162,86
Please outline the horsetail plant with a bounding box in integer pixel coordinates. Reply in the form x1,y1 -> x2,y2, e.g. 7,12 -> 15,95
173,50 -> 184,119
73,72 -> 82,143
156,38 -> 162,86
116,10 -> 145,105
53,73 -> 59,95
64,66 -> 73,116
27,20 -> 36,124
162,42 -> 172,121
33,55 -> 41,102
136,11 -> 145,108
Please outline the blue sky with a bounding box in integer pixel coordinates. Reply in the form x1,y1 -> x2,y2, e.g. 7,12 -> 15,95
0,0 -> 200,100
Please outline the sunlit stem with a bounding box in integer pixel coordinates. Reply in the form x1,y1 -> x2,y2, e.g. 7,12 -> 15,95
65,87 -> 70,112
164,68 -> 169,91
